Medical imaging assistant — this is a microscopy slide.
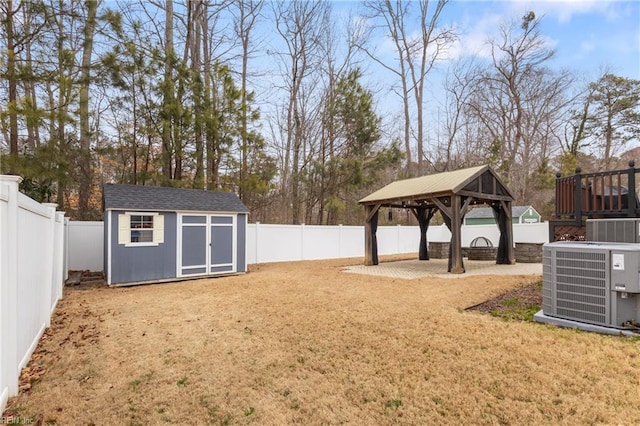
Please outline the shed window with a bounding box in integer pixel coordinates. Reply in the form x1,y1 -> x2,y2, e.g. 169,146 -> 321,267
130,215 -> 154,242
118,212 -> 164,246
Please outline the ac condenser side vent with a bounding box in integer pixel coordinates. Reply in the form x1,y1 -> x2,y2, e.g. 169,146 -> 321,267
542,248 -> 552,314
587,219 -> 640,243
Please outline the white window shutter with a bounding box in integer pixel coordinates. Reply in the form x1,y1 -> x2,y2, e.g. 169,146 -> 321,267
118,214 -> 130,244
153,214 -> 165,243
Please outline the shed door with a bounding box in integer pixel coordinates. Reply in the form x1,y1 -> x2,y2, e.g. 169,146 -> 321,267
179,214 -> 235,277
180,215 -> 208,276
210,216 -> 234,273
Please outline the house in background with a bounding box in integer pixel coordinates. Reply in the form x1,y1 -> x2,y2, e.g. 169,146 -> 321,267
464,205 -> 541,226
103,184 -> 249,286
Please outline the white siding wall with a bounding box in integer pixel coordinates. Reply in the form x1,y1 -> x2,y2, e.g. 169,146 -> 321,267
0,176 -> 65,414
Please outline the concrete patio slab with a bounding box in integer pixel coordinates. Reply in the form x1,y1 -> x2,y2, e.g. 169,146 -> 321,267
343,258 -> 542,280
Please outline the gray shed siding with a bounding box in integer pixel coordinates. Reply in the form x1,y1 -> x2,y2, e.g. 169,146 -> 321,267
103,213 -> 109,276
109,211 -> 177,284
237,214 -> 247,272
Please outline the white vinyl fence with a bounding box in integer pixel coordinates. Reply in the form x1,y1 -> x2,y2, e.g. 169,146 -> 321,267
0,176 -> 65,414
66,220 -> 549,270
66,221 -> 104,272
247,222 -> 548,263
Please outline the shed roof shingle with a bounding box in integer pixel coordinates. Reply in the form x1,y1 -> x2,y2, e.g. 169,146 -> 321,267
103,184 -> 249,213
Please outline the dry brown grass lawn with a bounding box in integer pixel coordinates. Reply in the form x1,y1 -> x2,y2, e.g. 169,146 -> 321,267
5,256 -> 640,425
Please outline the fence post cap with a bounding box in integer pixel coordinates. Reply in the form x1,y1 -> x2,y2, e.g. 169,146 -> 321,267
629,160 -> 635,168
0,174 -> 23,184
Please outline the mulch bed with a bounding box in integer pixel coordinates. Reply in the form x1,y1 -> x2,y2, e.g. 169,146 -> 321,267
466,281 -> 542,314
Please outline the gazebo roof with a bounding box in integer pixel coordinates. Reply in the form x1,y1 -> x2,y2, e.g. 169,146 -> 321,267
359,165 -> 514,205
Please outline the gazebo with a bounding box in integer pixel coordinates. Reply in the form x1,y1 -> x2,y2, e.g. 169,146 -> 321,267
359,165 -> 515,273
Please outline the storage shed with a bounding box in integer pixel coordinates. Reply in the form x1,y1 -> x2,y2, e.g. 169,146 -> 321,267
464,205 -> 541,225
103,184 -> 249,286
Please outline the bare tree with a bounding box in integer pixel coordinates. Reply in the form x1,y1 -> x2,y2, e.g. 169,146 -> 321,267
359,0 -> 455,175
230,0 -> 264,199
433,58 -> 480,171
551,77 -> 595,175
466,12 -> 574,202
272,0 -> 328,224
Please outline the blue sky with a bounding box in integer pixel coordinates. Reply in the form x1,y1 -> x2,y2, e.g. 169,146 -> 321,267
435,0 -> 639,79
325,0 -> 639,81
319,0 -> 640,135
242,0 -> 639,143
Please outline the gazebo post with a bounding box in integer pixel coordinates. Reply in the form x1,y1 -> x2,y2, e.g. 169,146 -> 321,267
364,204 -> 380,266
412,207 -> 434,261
450,195 -> 465,273
492,200 -> 515,264
433,197 -> 465,274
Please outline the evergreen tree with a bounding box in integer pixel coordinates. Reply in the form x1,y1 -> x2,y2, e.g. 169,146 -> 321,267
317,69 -> 402,224
587,74 -> 640,170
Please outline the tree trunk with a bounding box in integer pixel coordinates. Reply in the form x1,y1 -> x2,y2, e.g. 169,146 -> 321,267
604,113 -> 613,170
191,1 -> 205,188
78,0 -> 98,219
3,0 -> 19,159
162,0 -> 175,183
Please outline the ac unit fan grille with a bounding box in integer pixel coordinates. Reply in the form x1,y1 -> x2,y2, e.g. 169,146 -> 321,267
556,251 -> 606,261
556,283 -> 606,297
556,308 -> 606,325
556,267 -> 605,279
557,292 -> 605,306
552,250 -> 607,325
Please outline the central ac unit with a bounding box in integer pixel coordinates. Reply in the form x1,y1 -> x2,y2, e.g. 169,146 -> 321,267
586,218 -> 640,243
541,241 -> 640,330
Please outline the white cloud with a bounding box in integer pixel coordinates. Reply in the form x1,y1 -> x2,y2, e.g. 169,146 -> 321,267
580,39 -> 596,53
440,12 -> 502,62
445,7 -> 558,62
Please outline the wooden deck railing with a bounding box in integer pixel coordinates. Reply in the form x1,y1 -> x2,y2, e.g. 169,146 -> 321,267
554,160 -> 640,222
